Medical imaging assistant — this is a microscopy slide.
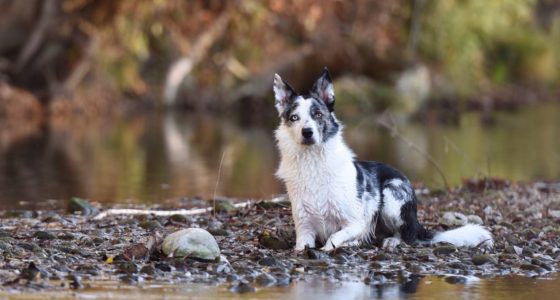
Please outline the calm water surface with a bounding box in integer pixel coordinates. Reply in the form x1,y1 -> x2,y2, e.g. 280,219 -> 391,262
2,275 -> 557,299
0,103 -> 559,209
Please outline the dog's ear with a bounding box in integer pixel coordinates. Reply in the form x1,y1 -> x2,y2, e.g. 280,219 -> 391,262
273,73 -> 296,116
311,67 -> 335,112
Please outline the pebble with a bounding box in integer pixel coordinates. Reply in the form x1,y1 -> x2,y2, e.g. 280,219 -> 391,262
472,254 -> 496,266
433,245 -> 457,256
67,198 -> 98,216
467,215 -> 484,225
34,231 -> 56,240
255,272 -> 276,286
439,212 -> 468,226
228,282 -> 255,293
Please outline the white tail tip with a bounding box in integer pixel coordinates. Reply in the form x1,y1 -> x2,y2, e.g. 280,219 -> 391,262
432,224 -> 493,248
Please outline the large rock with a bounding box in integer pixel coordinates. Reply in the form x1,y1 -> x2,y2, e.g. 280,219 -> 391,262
162,228 -> 220,261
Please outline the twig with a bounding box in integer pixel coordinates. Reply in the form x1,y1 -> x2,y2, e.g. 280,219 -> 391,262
213,150 -> 227,217
377,114 -> 450,190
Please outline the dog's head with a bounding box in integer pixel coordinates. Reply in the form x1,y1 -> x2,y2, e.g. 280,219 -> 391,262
273,68 -> 340,146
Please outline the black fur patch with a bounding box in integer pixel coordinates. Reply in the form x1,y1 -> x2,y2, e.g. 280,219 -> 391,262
280,100 -> 299,126
308,97 -> 339,142
354,160 -> 433,243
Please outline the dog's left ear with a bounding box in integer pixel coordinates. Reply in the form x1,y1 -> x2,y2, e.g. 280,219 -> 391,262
311,67 -> 335,112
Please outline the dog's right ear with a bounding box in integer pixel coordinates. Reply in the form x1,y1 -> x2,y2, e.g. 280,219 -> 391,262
273,74 -> 296,116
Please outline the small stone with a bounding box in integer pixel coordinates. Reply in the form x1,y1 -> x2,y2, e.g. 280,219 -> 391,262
274,273 -> 291,286
67,197 -> 98,216
445,275 -> 468,284
258,230 -> 291,250
448,262 -> 467,270
140,265 -> 157,275
169,214 -> 188,223
439,212 -> 468,226
207,228 -> 231,236
120,274 -> 142,284
531,258 -> 553,271
162,228 -> 220,261
139,220 -> 163,231
433,245 -> 457,256
255,272 -> 276,286
548,210 -> 560,219
226,274 -> 241,282
258,256 -> 281,267
304,248 -> 329,260
472,254 -> 496,266
117,262 -> 139,274
520,264 -> 546,273
68,274 -> 82,289
408,264 -> 426,274
34,231 -> 56,240
154,262 -> 173,272
213,198 -> 237,214
364,273 -> 387,285
58,232 -> 76,241
371,253 -> 391,261
229,282 -> 255,293
42,213 -> 63,223
467,215 -> 484,225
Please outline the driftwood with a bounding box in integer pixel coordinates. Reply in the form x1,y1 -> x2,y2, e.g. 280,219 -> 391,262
92,195 -> 288,220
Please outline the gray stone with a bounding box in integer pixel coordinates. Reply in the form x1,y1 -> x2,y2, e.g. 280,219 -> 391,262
162,228 -> 220,261
472,254 -> 496,266
467,215 -> 484,225
439,212 -> 468,226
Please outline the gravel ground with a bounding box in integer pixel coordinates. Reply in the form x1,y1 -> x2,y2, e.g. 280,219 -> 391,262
0,178 -> 559,293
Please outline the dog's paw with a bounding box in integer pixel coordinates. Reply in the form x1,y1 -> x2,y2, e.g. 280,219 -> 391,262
382,237 -> 401,251
341,240 -> 361,248
321,240 -> 337,252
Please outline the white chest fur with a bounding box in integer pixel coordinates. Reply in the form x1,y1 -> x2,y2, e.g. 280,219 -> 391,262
275,129 -> 362,241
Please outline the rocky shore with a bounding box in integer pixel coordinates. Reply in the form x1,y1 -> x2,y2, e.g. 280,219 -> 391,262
0,179 -> 559,293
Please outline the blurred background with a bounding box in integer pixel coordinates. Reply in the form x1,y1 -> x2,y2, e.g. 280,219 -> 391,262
0,0 -> 559,209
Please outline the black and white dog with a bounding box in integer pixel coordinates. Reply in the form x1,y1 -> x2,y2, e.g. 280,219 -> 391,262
273,68 -> 493,252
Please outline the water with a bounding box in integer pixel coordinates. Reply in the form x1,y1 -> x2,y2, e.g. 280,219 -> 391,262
0,103 -> 559,209
2,275 -> 557,299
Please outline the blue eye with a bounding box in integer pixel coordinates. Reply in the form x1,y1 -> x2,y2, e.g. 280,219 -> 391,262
314,112 -> 323,118
289,115 -> 299,122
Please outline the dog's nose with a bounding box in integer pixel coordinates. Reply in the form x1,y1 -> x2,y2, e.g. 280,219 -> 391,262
302,128 -> 313,139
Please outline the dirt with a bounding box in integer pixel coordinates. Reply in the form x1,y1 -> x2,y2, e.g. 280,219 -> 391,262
0,178 -> 559,293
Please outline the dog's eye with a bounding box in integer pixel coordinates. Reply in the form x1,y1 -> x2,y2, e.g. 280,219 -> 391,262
289,115 -> 299,122
314,112 -> 323,118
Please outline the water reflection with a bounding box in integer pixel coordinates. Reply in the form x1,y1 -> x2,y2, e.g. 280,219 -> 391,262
0,104 -> 559,209
3,275 -> 556,300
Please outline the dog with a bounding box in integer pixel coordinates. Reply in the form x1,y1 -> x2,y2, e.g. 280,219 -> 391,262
273,68 -> 493,252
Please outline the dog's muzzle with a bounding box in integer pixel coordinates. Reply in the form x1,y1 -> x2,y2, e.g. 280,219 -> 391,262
301,127 -> 315,145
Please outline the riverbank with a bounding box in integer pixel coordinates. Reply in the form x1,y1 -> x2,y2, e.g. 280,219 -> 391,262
0,179 -> 559,295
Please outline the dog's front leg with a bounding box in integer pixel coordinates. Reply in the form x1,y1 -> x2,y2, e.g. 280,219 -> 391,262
293,217 -> 316,251
321,222 -> 364,252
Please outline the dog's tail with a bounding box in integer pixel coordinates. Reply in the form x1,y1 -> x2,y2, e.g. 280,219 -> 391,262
418,224 -> 493,248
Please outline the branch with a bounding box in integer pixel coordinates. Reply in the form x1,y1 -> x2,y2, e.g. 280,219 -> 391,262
163,10 -> 232,105
15,0 -> 58,72
377,114 -> 450,190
